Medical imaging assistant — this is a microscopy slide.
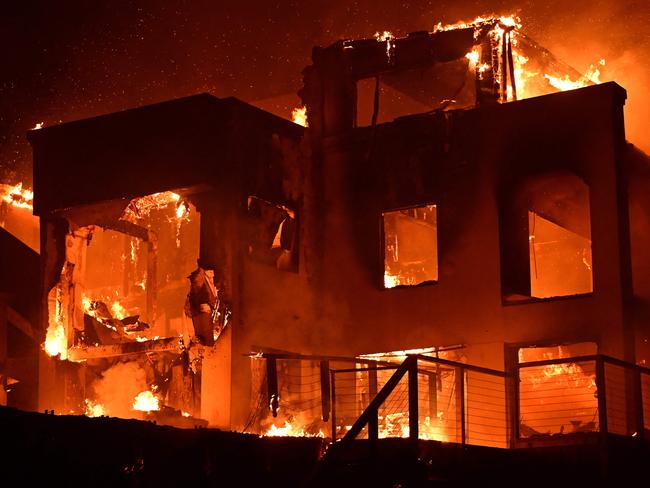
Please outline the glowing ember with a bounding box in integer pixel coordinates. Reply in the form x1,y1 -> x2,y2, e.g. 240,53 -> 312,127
0,183 -> 34,211
84,399 -> 106,417
132,390 -> 160,412
291,106 -> 308,127
122,191 -> 182,221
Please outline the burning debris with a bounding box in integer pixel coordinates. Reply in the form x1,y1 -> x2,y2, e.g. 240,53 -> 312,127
0,183 -> 33,211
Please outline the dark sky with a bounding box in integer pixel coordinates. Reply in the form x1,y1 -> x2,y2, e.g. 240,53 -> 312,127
1,0 -> 649,183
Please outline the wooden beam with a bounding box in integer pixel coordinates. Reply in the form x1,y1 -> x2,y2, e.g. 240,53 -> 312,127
66,336 -> 183,361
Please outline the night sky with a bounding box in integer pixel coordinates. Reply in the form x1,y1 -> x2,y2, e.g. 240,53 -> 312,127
1,0 -> 649,183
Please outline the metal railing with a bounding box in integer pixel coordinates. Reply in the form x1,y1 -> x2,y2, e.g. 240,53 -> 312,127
516,355 -> 650,440
248,351 -> 650,448
330,355 -> 508,449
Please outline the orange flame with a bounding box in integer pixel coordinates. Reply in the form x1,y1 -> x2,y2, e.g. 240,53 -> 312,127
132,390 -> 160,412
291,106 -> 308,127
44,322 -> 67,359
84,399 -> 106,417
0,183 -> 34,211
262,420 -> 324,438
438,14 -> 605,102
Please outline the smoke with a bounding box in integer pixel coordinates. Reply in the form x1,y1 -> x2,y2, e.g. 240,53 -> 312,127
91,360 -> 148,419
1,1 -> 648,184
527,1 -> 650,154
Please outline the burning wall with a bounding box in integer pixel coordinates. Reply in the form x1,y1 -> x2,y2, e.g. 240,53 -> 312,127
27,93 -> 304,429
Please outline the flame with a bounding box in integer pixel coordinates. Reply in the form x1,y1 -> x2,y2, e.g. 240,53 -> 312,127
438,14 -> 604,102
132,390 -> 160,412
44,322 -> 67,359
33,122 -> 44,130
84,399 -> 106,417
291,106 -> 308,127
110,300 -> 128,320
374,30 -> 394,42
175,200 -> 190,220
44,285 -> 67,359
262,420 -> 325,438
0,183 -> 34,211
544,59 -> 605,91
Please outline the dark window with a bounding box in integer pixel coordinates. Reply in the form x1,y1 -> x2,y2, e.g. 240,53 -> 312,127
247,196 -> 297,272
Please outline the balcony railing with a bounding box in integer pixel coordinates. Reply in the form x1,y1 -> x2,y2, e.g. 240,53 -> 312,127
516,355 -> 650,442
250,352 -> 650,448
330,355 -> 508,449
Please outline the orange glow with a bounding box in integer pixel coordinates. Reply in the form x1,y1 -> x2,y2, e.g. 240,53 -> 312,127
122,191 -> 182,222
44,322 -> 67,359
110,300 -> 128,320
262,420 -> 325,438
437,14 -> 605,102
84,399 -> 107,417
132,390 -> 160,412
544,59 -> 605,91
44,286 -> 67,359
0,183 -> 34,211
291,106 -> 308,127
374,30 -> 394,42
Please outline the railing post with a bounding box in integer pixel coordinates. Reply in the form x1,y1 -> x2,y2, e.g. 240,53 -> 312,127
320,360 -> 330,422
368,410 -> 379,445
459,366 -> 466,445
369,366 -> 378,398
266,356 -> 279,417
428,371 -> 438,421
633,369 -> 644,439
330,370 -> 337,441
596,357 -> 608,435
408,356 -> 419,442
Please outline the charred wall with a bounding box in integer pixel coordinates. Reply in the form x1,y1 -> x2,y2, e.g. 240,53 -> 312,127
236,82 -> 633,388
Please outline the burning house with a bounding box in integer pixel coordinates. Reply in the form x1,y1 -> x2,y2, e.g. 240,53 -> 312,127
1,14 -> 649,486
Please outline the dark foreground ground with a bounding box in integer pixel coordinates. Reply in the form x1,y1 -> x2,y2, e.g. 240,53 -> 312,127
1,406 -> 649,487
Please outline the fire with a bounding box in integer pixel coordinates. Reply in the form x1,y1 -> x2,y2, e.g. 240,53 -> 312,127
132,390 -> 160,412
262,420 -> 325,438
438,14 -> 605,102
374,30 -> 394,42
84,399 -> 106,417
33,122 -> 44,130
44,287 -> 67,359
44,322 -> 67,359
110,300 -> 128,320
175,200 -> 189,220
0,182 -> 34,211
544,59 -> 605,92
291,106 -> 308,127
